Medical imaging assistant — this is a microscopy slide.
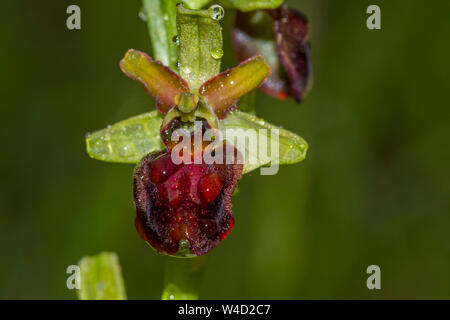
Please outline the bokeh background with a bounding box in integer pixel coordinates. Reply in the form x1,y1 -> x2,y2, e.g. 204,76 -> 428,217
1,0 -> 449,299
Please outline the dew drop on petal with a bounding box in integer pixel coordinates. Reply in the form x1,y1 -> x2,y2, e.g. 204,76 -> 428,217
198,173 -> 224,205
182,66 -> 191,74
149,155 -> 178,184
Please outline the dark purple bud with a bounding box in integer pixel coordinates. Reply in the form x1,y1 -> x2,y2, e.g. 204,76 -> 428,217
232,4 -> 312,102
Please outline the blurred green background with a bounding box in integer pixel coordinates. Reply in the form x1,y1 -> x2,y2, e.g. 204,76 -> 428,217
1,0 -> 449,299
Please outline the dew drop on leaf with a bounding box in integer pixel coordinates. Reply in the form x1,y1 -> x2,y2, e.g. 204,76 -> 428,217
211,48 -> 223,60
209,5 -> 224,21
182,66 -> 192,74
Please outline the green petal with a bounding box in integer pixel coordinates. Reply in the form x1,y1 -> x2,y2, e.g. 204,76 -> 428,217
221,111 -> 308,174
78,252 -> 127,300
86,111 -> 164,163
222,0 -> 283,12
120,49 -> 189,113
176,4 -> 223,91
85,110 -> 307,174
199,56 -> 270,119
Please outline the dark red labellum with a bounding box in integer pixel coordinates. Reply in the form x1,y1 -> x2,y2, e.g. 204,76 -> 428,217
133,143 -> 243,256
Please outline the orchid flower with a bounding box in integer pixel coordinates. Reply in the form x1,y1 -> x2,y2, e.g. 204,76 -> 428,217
86,2 -> 308,257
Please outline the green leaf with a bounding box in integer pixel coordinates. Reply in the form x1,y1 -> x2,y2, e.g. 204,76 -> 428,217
78,252 -> 127,300
181,0 -> 211,9
221,0 -> 283,12
221,111 -> 308,174
176,4 -> 224,91
141,0 -> 178,70
86,111 -> 164,164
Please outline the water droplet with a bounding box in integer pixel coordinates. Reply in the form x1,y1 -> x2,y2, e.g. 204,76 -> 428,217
172,35 -> 179,45
182,66 -> 191,74
176,61 -> 181,69
210,48 -> 223,60
209,5 -> 224,21
118,145 -> 133,157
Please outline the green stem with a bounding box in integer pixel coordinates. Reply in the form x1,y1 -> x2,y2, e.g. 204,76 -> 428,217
142,1 -> 224,301
161,256 -> 208,300
141,0 -> 178,70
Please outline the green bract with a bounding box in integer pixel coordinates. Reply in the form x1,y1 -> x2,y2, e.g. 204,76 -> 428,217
86,110 -> 307,174
176,4 -> 224,91
78,252 -> 127,300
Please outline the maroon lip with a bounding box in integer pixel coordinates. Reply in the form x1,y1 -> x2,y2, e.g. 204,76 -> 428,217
133,143 -> 243,256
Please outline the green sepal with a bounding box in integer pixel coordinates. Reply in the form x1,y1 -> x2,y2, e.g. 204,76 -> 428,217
220,111 -> 308,173
86,111 -> 164,164
86,110 -> 307,174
